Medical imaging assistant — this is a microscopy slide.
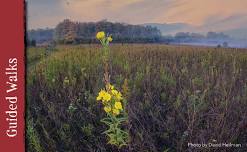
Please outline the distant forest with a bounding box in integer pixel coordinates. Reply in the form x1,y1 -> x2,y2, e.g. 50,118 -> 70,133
28,19 -> 162,45
27,19 -> 230,46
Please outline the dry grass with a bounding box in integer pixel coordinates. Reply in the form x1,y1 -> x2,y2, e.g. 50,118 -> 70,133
26,44 -> 247,152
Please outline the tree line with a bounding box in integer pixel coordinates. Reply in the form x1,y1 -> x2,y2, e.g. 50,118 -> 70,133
27,19 -> 162,45
27,19 -> 231,46
54,19 -> 162,44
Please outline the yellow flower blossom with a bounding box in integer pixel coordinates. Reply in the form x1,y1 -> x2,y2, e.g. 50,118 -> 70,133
107,36 -> 113,42
96,90 -> 106,101
97,84 -> 124,116
112,109 -> 120,115
107,83 -> 114,90
111,90 -> 118,95
104,106 -> 111,113
116,92 -> 123,100
102,92 -> 111,102
114,101 -> 123,110
96,96 -> 101,101
97,90 -> 111,102
96,31 -> 105,40
63,77 -> 69,84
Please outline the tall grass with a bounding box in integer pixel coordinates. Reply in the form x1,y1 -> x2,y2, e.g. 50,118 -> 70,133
27,44 -> 247,152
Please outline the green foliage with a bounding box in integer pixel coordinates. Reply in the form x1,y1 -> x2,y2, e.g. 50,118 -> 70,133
81,124 -> 94,137
160,68 -> 176,87
26,120 -> 43,152
101,116 -> 129,147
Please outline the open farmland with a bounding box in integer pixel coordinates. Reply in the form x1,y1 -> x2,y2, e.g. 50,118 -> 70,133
26,44 -> 247,152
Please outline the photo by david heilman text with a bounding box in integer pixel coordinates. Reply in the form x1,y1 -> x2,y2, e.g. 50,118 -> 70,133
188,142 -> 242,149
5,58 -> 18,137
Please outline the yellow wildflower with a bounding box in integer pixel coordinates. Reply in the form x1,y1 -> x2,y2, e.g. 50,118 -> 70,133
102,100 -> 108,105
97,90 -> 106,101
96,96 -> 101,101
111,90 -> 118,95
104,106 -> 111,113
107,83 -> 114,90
112,109 -> 120,115
96,31 -> 105,40
102,92 -> 111,102
64,77 -> 69,84
114,101 -> 123,110
116,92 -> 123,100
107,36 -> 113,42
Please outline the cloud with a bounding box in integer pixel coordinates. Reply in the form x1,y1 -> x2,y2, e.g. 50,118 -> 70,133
27,0 -> 66,29
27,0 -> 247,30
162,0 -> 247,26
61,0 -> 164,23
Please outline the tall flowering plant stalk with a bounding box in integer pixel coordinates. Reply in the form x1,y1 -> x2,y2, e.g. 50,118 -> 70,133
96,31 -> 129,147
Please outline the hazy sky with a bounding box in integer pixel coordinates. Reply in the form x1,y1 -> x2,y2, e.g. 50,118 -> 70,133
27,0 -> 247,30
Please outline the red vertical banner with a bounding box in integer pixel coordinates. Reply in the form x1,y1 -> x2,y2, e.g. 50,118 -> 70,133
0,0 -> 25,152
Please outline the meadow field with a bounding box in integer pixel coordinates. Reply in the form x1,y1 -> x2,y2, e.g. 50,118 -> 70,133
26,44 -> 247,152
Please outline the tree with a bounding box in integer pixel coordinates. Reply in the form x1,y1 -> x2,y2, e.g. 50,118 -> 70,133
54,19 -> 78,44
223,42 -> 228,48
31,40 -> 36,46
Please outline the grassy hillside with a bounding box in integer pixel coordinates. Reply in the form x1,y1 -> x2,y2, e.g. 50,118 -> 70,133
26,44 -> 247,152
